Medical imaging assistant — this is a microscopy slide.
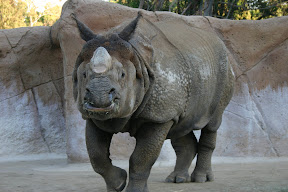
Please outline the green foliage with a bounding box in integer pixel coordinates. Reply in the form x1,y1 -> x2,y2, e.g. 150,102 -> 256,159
233,0 -> 288,20
0,0 -> 61,29
42,5 -> 62,26
118,0 -> 141,8
1,0 -> 287,29
113,0 -> 288,19
35,3 -> 62,26
0,0 -> 27,29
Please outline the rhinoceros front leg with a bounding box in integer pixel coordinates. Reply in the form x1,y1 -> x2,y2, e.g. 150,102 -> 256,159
191,126 -> 218,183
126,121 -> 173,192
86,119 -> 127,192
165,131 -> 197,183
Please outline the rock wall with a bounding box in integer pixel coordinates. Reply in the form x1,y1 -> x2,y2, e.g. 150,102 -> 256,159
0,27 -> 66,156
0,0 -> 287,162
209,18 -> 288,157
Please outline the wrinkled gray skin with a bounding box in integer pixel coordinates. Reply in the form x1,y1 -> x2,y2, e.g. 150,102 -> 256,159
72,13 -> 234,192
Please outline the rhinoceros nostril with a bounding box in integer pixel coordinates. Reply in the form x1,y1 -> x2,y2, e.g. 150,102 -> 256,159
108,88 -> 117,102
84,88 -> 92,103
109,88 -> 115,94
83,95 -> 89,103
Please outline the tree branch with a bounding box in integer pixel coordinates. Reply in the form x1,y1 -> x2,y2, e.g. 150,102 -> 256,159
181,2 -> 193,15
169,0 -> 179,12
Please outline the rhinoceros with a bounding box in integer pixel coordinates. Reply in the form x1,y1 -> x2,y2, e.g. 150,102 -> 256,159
72,12 -> 234,192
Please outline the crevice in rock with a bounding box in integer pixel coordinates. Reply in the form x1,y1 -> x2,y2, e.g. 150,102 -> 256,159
154,12 -> 160,22
18,69 -> 26,90
3,29 -> 31,49
4,31 -> 28,91
225,109 -> 254,121
229,99 -> 248,110
3,32 -> 14,51
49,26 -> 58,49
245,75 -> 280,157
51,79 -> 64,105
0,75 -> 64,104
31,88 -> 52,153
236,37 -> 288,80
28,76 -> 65,90
251,96 -> 280,157
0,90 -> 27,103
237,74 -> 280,157
51,79 -> 66,117
14,29 -> 31,48
203,16 -> 223,38
180,16 -> 208,31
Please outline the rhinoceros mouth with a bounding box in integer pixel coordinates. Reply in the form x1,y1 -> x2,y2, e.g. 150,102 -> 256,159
83,102 -> 115,113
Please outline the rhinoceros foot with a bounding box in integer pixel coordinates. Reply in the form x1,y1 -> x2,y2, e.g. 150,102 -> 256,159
191,169 -> 214,183
165,171 -> 190,183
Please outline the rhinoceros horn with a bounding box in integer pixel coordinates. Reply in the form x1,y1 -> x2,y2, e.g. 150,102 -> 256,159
119,11 -> 142,41
90,47 -> 112,74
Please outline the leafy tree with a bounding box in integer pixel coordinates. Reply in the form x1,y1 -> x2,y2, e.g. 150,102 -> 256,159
23,0 -> 61,27
114,0 -> 288,20
0,0 -> 27,29
39,3 -> 62,26
0,0 -> 62,29
23,0 -> 42,27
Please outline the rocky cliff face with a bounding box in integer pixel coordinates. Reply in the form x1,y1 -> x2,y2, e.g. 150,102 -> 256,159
0,27 -> 66,156
1,0 -> 287,162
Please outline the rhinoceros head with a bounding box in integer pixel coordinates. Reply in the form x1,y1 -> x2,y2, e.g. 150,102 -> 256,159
72,13 -> 153,121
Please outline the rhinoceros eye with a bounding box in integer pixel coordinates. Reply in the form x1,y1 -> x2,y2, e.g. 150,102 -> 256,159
121,71 -> 125,78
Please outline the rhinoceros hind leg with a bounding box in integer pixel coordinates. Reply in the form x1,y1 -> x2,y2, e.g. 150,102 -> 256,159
191,121 -> 219,183
191,73 -> 233,183
165,131 -> 197,183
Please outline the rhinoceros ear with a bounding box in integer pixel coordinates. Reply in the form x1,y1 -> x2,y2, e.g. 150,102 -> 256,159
119,11 -> 142,41
72,13 -> 96,42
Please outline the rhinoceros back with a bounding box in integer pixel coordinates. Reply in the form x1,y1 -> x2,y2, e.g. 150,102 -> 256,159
132,18 -> 230,130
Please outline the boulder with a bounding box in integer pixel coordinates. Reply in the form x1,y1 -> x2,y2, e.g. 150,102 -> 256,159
0,27 -> 65,156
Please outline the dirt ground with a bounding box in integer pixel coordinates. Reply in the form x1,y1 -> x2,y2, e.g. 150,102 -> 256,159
0,156 -> 287,192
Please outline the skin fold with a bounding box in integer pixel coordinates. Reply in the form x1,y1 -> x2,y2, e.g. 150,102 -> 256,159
72,12 -> 234,192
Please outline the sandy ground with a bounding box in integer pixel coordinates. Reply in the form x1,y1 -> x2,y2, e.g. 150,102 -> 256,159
0,155 -> 288,192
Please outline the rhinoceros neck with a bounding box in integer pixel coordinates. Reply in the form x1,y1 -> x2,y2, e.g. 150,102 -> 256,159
130,45 -> 155,119
92,117 -> 131,133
